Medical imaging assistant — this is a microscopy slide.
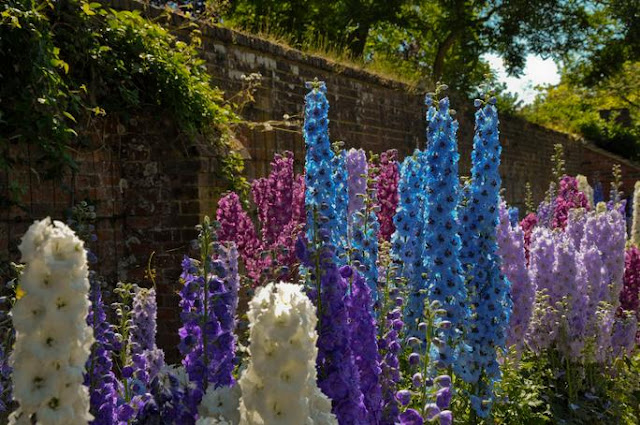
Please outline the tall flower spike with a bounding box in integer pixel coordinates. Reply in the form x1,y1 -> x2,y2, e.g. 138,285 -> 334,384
497,202 -> 535,357
85,279 -> 119,425
297,242 -> 369,423
392,153 -> 427,337
10,218 -> 94,425
346,148 -> 368,221
375,150 -> 400,241
457,100 -> 510,417
178,220 -> 239,396
303,81 -> 339,245
238,282 -> 337,425
422,95 -> 467,364
129,286 -> 165,384
332,149 -> 350,260
344,267 -> 383,424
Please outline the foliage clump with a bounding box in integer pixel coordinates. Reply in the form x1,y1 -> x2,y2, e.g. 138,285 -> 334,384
0,0 -> 246,207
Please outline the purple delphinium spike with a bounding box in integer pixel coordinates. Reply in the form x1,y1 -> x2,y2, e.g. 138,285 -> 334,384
298,241 -> 369,423
178,232 -> 239,396
343,266 -> 383,424
84,279 -> 120,425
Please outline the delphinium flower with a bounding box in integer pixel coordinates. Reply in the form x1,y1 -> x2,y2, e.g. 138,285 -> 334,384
536,199 -> 555,228
134,366 -> 201,425
497,202 -> 536,356
583,204 -> 626,308
391,153 -> 427,337
576,174 -> 595,208
249,151 -> 307,282
251,151 -> 296,244
10,218 -> 94,425
508,207 -> 519,227
84,278 -> 120,425
303,80 -> 339,245
593,180 -> 604,205
402,300 -> 454,425
342,267 -> 382,423
526,227 -> 557,353
216,192 -> 260,282
178,217 -> 239,396
375,149 -> 400,241
610,311 -> 638,358
551,175 -> 590,230
297,237 -> 369,423
422,93 -> 467,356
346,148 -> 368,221
236,282 -> 337,425
553,232 -> 588,360
520,212 -> 538,262
349,175 -> 381,302
129,286 -> 165,384
631,181 -> 640,246
376,243 -> 404,425
332,148 -> 350,260
620,246 -> 640,317
565,208 -> 588,251
456,98 -> 510,417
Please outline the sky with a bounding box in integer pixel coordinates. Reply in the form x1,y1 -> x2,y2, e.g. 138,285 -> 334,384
484,53 -> 561,105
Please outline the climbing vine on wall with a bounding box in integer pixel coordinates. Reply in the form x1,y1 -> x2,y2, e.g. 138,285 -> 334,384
0,0 -> 247,207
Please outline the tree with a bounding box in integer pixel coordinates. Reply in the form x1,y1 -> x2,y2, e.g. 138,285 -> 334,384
224,0 -> 595,95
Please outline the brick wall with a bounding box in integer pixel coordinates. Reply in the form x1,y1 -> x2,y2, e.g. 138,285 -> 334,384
2,0 -> 640,359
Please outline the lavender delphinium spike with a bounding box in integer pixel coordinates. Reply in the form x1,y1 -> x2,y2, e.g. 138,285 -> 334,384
129,287 -> 165,383
347,148 -> 368,222
497,202 -> 536,356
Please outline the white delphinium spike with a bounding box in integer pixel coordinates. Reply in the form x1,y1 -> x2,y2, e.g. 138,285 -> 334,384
238,282 -> 336,425
9,218 -> 94,425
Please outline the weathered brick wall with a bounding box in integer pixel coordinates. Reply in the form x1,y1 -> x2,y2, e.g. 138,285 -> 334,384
0,115 -> 230,358
2,0 -> 640,359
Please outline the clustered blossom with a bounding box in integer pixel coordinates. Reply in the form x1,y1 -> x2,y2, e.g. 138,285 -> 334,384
375,150 -> 400,241
303,81 -> 339,245
298,239 -> 369,423
621,246 -> 640,319
346,148 -> 368,221
238,282 -> 336,425
216,193 -> 259,280
10,218 -> 94,425
349,186 -> 380,302
178,240 -> 239,395
217,152 -> 305,286
392,153 -> 426,335
422,96 -> 468,365
457,101 -> 510,417
332,150 -> 350,259
552,176 -> 590,230
520,212 -> 538,261
129,287 -> 165,387
344,268 -> 383,423
631,181 -> 640,246
377,283 -> 404,425
497,202 -> 535,356
85,279 -> 119,425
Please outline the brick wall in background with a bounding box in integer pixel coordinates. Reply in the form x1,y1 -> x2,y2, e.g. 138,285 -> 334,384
3,0 -> 640,359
